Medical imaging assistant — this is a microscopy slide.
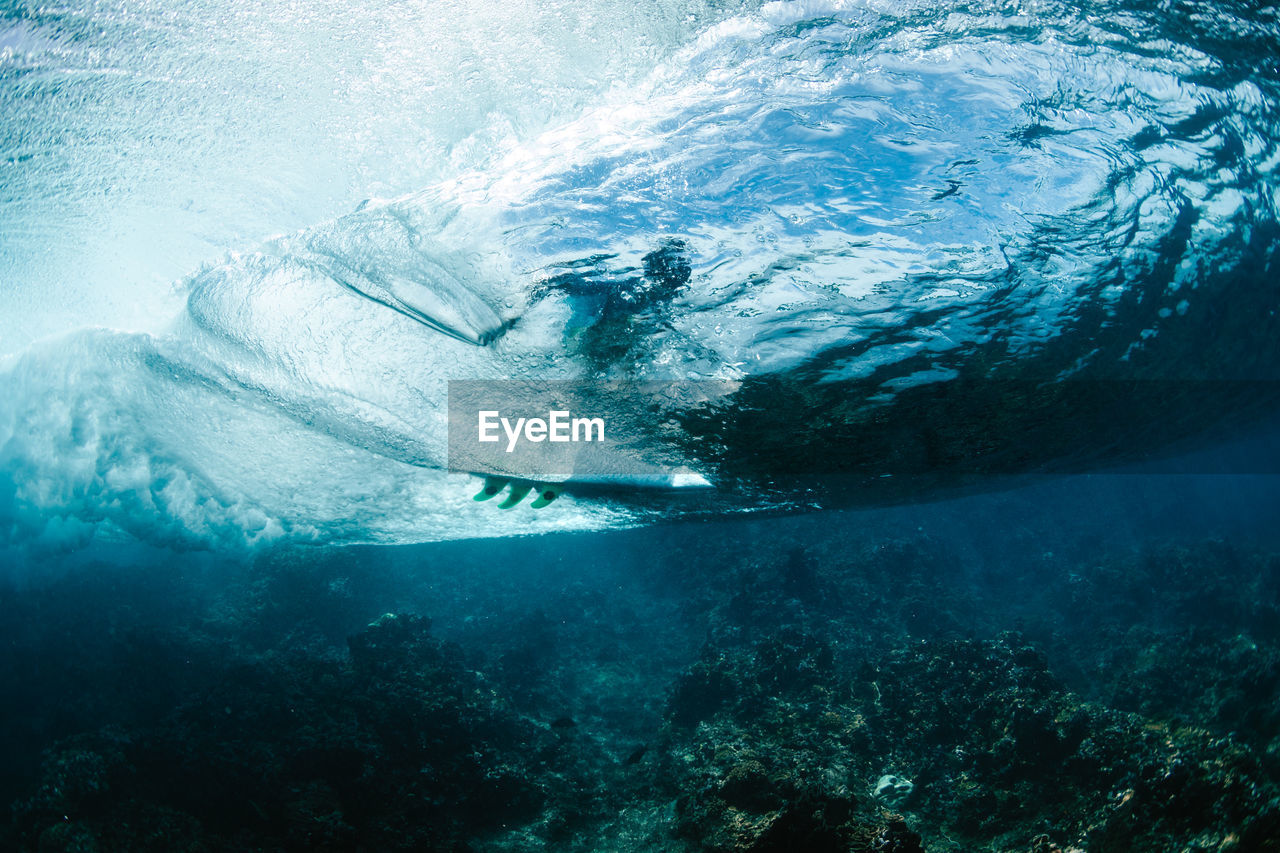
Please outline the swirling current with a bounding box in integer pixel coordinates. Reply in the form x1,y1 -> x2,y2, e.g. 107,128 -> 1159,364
1,0 -> 1278,551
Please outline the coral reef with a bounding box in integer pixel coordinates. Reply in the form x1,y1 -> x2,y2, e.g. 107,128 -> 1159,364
4,481 -> 1280,851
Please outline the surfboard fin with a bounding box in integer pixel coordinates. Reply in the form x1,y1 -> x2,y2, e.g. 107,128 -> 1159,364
497,482 -> 534,509
474,476 -> 509,501
529,483 -> 562,508
473,476 -> 563,508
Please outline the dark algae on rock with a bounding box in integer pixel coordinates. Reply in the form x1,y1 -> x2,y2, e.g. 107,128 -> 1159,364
659,628 -> 1280,852
4,481 -> 1280,853
12,613 -> 555,851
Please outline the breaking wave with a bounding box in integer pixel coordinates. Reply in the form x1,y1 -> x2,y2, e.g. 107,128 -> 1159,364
2,0 -> 1278,552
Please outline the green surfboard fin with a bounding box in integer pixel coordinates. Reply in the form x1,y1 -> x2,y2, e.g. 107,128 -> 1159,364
529,484 -> 562,509
498,481 -> 534,509
474,476 -> 509,501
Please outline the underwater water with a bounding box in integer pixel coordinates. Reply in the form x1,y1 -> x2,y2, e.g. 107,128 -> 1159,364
3,0 -> 1280,850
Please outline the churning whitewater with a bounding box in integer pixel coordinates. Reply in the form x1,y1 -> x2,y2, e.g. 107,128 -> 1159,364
1,0 -> 1278,550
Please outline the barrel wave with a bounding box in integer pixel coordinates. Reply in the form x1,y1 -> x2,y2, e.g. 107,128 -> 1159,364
2,0 -> 1278,551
